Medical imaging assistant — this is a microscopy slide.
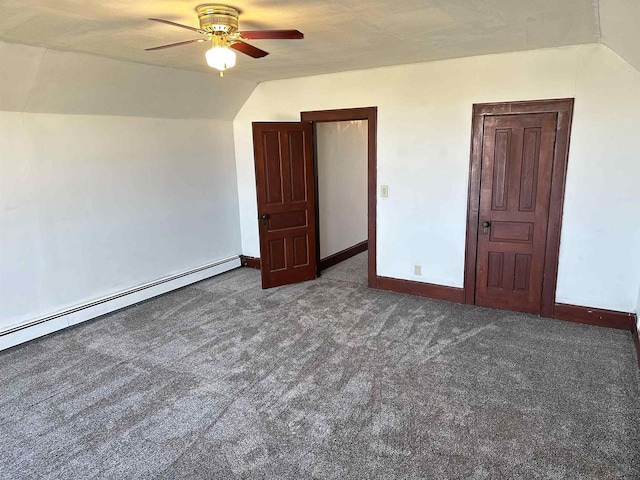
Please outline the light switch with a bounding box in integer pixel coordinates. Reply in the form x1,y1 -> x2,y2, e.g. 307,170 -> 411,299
414,265 -> 422,276
381,185 -> 389,197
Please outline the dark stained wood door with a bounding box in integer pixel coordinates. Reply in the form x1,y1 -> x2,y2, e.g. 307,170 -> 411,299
475,113 -> 557,314
252,122 -> 317,288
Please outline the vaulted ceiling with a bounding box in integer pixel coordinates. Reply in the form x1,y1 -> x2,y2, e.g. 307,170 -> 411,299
599,0 -> 640,72
0,1 -> 637,82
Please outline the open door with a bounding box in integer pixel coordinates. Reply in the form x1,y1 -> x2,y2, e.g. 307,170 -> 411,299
252,122 -> 317,288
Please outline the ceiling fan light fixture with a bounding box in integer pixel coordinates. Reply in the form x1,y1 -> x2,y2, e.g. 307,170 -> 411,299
147,4 -> 304,73
205,45 -> 236,71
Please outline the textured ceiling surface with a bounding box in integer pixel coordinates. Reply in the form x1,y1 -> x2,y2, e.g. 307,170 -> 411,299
0,1 -> 602,82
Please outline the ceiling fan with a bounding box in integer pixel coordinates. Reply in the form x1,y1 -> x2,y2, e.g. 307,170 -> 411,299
146,4 -> 304,76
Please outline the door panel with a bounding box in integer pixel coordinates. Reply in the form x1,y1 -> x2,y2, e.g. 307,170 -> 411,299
253,122 -> 317,288
267,210 -> 307,231
489,221 -> 534,243
263,131 -> 284,205
475,113 -> 557,313
287,131 -> 308,203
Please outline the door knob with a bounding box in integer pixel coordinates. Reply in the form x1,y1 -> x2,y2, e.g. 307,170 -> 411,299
482,221 -> 491,234
260,213 -> 270,225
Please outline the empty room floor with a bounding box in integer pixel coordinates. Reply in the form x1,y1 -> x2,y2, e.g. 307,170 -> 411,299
1,257 -> 639,479
320,250 -> 368,285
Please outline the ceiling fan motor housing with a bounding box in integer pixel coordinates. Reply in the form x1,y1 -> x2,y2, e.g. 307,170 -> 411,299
195,4 -> 239,34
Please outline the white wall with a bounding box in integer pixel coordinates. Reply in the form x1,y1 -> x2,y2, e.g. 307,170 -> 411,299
600,0 -> 640,334
0,112 -> 242,331
234,44 -> 640,313
316,120 -> 368,258
0,41 -> 256,336
636,283 -> 640,333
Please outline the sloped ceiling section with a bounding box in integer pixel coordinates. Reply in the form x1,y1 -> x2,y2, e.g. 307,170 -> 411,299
0,0 -> 601,82
0,41 -> 256,119
600,0 -> 640,72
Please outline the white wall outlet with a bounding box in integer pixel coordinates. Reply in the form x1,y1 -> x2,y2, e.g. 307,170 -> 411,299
381,185 -> 389,197
414,265 -> 422,276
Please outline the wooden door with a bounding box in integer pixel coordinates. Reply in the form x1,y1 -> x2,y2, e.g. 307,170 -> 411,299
475,113 -> 557,314
252,122 -> 317,288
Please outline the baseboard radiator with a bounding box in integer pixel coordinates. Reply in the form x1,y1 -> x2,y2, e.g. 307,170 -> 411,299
0,256 -> 241,351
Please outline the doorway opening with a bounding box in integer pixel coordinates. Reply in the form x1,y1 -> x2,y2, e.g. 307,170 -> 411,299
463,98 -> 574,317
311,119 -> 368,285
301,107 -> 377,288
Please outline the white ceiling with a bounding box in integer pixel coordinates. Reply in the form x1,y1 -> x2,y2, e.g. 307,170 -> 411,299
600,0 -> 640,72
0,1 -> 608,82
0,40 -> 256,119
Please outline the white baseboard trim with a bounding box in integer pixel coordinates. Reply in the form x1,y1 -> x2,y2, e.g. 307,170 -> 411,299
0,256 -> 241,351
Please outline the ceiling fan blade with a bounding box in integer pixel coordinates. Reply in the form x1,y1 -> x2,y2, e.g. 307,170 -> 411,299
239,29 -> 304,40
145,39 -> 205,51
230,41 -> 269,58
149,18 -> 203,34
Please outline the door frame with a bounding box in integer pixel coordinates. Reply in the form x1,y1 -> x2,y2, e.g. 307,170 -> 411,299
300,107 -> 378,288
463,98 -> 574,317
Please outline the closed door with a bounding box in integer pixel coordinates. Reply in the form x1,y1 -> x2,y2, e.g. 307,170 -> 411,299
475,113 -> 557,313
252,122 -> 317,288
